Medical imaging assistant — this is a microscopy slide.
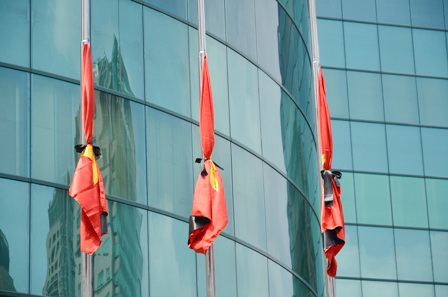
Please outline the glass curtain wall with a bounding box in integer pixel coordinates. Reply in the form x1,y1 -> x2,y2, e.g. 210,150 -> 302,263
317,0 -> 448,296
0,0 -> 324,296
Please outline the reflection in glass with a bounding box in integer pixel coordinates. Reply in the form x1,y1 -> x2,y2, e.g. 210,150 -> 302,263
324,69 -> 349,119
317,0 -> 342,19
417,78 -> 448,127
378,26 -> 414,74
318,20 -> 345,68
336,279 -> 362,297
383,75 -> 419,124
0,67 -> 30,177
332,120 -> 353,171
376,0 -> 411,25
399,283 -> 435,297
336,226 -> 360,277
422,128 -> 448,178
413,29 -> 448,77
410,0 -> 445,29
236,244 -> 269,297
344,23 -> 380,71
362,281 -> 398,297
342,0 -> 377,22
0,179 -> 29,293
386,126 -> 423,175
431,231 -> 448,282
268,261 -> 294,297
340,172 -> 356,223
426,179 -> 448,229
145,0 -> 187,20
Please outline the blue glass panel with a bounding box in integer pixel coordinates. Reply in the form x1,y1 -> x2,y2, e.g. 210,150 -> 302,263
0,68 -> 30,177
426,179 -> 448,229
232,145 -> 266,250
344,23 -> 380,71
436,286 -> 448,297
146,108 -> 193,218
342,0 -> 377,22
145,0 -> 187,19
317,0 -> 342,18
336,279 -> 362,297
0,0 -> 30,67
0,179 -> 29,293
422,128 -> 448,178
225,0 -> 257,60
355,173 -> 392,225
324,69 -> 349,119
149,213 -> 197,297
268,261 -> 294,297
395,229 -> 433,282
236,244 -> 269,297
417,78 -> 448,127
358,226 -> 397,279
376,0 -> 411,25
31,75 -> 79,185
431,231 -> 448,282
386,125 -> 423,175
337,226 -> 360,277
278,0 -> 311,50
228,49 -> 261,153
382,75 -> 419,124
399,283 -> 435,297
410,0 -> 445,29
340,172 -> 356,223
378,26 -> 414,74
332,120 -> 353,171
317,20 -> 345,68
347,71 -> 384,121
144,8 -> 190,117
187,0 -> 226,40
390,176 -> 428,228
351,122 -> 388,173
362,281 -> 398,297
31,0 -> 80,79
413,29 -> 448,77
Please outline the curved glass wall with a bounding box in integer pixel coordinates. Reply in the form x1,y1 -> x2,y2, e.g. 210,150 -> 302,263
0,0 -> 323,296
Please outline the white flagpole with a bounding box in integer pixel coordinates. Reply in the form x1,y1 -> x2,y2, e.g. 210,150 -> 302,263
197,1 -> 216,297
81,0 -> 92,296
308,0 -> 336,297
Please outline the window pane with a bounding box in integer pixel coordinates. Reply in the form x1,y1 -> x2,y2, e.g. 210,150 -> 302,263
0,0 -> 30,67
422,128 -> 448,178
0,178 -> 29,293
431,231 -> 448,282
336,279 -> 362,297
317,20 -> 345,68
358,226 -> 397,279
342,0 -> 377,22
347,71 -> 384,121
228,50 -> 261,154
390,176 -> 428,228
399,283 -> 435,297
413,29 -> 448,77
324,69 -> 349,119
236,244 -> 269,297
436,286 -> 448,297
378,26 -> 414,74
426,178 -> 448,229
187,0 -> 226,40
317,0 -> 342,18
395,229 -> 433,282
410,0 -> 445,29
337,226 -> 360,277
31,75 -> 79,185
351,122 -> 388,173
144,9 -> 190,117
225,0 -> 257,60
149,213 -> 197,297
147,109 -> 193,218
32,0 -> 80,79
145,0 -> 187,19
332,120 -> 353,171
362,281 -> 398,297
340,172 -> 356,223
386,125 -> 423,175
30,185 -> 80,296
344,23 -> 380,71
355,173 -> 392,225
0,67 -> 30,177
383,75 -> 419,124
376,0 -> 411,25
268,261 -> 294,297
417,78 -> 448,127
278,0 -> 311,50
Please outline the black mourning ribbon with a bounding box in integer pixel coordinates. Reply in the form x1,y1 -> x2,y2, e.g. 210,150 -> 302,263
321,170 -> 342,207
74,144 -> 102,160
195,157 -> 224,178
188,215 -> 211,244
323,227 -> 345,249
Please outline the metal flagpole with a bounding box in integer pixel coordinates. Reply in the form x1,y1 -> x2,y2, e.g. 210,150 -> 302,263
308,0 -> 336,297
81,0 -> 92,296
197,1 -> 216,297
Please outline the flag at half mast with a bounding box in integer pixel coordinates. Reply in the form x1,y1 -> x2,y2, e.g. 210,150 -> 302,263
188,54 -> 228,254
318,68 -> 345,277
69,43 -> 108,255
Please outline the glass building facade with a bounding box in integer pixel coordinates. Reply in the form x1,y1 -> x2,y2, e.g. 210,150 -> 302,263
0,0 -> 324,296
317,0 -> 448,296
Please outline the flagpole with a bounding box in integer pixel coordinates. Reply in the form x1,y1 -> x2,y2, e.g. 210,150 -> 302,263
308,0 -> 336,296
197,1 -> 216,297
81,0 -> 92,296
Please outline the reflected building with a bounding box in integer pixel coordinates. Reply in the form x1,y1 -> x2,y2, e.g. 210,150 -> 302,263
0,229 -> 16,292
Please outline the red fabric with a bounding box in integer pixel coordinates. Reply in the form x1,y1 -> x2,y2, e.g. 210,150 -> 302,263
189,160 -> 228,254
200,55 -> 214,159
81,43 -> 95,144
318,69 -> 332,170
318,69 -> 345,277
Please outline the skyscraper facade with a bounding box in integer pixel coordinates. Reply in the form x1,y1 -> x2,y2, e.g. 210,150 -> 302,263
317,0 -> 448,296
0,0 -> 325,296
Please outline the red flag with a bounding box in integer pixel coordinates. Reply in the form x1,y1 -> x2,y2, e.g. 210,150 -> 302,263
69,43 -> 108,255
188,55 -> 228,254
318,69 -> 345,277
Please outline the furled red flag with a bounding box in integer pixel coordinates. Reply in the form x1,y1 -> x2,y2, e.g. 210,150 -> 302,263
69,43 -> 108,255
318,69 -> 345,277
188,54 -> 228,254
